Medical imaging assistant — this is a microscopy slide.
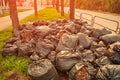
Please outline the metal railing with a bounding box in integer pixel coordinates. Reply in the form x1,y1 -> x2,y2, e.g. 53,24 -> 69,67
80,13 -> 93,22
78,12 -> 94,26
79,12 -> 119,33
65,8 -> 119,33
92,16 -> 119,33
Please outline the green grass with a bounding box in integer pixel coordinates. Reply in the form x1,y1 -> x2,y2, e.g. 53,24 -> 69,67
0,27 -> 13,51
1,56 -> 30,75
20,7 -> 69,24
0,7 -> 69,77
0,9 -> 31,18
0,26 -> 29,75
0,76 -> 5,80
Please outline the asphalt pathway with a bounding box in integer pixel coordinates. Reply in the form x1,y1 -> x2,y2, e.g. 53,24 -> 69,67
0,9 -> 34,31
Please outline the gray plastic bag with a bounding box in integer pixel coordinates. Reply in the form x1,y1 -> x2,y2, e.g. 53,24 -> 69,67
56,33 -> 78,51
69,62 -> 88,80
96,65 -> 120,80
77,33 -> 92,49
28,59 -> 59,80
69,61 -> 97,80
56,51 -> 81,71
100,34 -> 120,45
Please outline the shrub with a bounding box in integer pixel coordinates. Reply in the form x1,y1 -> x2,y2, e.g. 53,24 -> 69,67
75,0 -> 120,13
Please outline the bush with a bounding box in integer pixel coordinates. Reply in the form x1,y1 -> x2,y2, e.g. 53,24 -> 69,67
75,0 -> 120,14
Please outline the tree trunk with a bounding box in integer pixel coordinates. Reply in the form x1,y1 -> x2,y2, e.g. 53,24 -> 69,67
0,0 -> 3,14
52,0 -> 55,7
47,0 -> 49,6
34,0 -> 38,17
0,0 -> 5,14
56,0 -> 59,12
4,0 -> 9,10
70,0 -> 75,20
61,0 -> 64,16
8,0 -> 19,36
41,0 -> 42,7
65,0 -> 69,6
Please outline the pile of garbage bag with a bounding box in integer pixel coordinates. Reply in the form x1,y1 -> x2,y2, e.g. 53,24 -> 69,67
2,19 -> 120,80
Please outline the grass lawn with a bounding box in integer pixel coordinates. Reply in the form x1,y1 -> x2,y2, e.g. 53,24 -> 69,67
0,8 -> 31,18
0,7 -> 69,80
20,7 -> 69,24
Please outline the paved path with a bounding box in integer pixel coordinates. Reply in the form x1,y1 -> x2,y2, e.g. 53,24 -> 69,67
1,7 -> 120,33
0,10 -> 34,31
0,7 -> 44,31
65,7 -> 120,33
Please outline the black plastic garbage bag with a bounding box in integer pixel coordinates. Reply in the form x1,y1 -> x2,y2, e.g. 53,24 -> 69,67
69,61 -> 97,80
56,51 -> 81,71
112,42 -> 120,53
107,42 -> 120,64
91,28 -> 112,39
33,26 -> 53,39
95,56 -> 111,67
96,65 -> 120,80
28,59 -> 59,80
84,61 -> 97,80
80,50 -> 95,62
64,24 -> 77,34
56,33 -> 78,51
94,47 -> 106,58
100,34 -> 120,45
109,53 -> 120,64
2,44 -> 18,57
5,37 -> 19,44
47,51 -> 57,64
36,39 -> 54,58
18,41 -> 33,56
69,62 -> 88,80
2,38 -> 19,57
77,33 -> 92,49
